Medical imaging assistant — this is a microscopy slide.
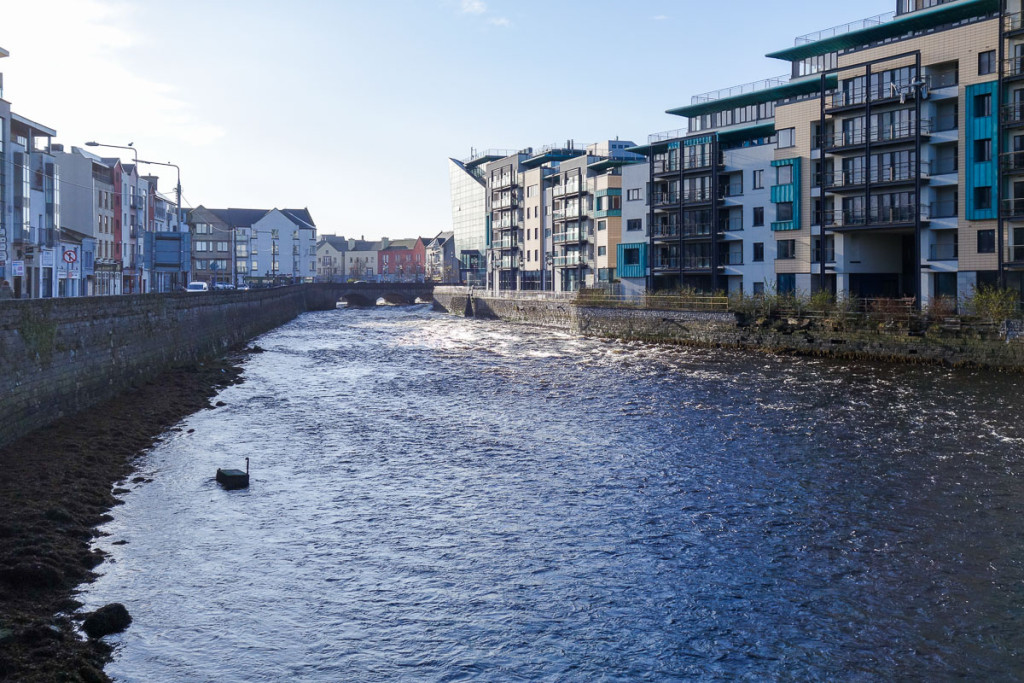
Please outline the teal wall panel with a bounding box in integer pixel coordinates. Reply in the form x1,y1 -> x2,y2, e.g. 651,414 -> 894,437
965,80 -> 998,220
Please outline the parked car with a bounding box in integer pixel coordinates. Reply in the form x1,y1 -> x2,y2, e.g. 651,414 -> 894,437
236,283 -> 251,291
186,282 -> 209,292
213,282 -> 235,291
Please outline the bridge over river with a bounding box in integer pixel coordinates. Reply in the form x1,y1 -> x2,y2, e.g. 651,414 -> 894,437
323,282 -> 435,307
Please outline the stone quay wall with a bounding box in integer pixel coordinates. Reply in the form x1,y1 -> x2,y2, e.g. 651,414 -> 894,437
433,287 -> 1024,370
0,286 -> 345,451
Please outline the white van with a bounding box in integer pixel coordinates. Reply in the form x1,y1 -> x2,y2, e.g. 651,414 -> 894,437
186,282 -> 209,292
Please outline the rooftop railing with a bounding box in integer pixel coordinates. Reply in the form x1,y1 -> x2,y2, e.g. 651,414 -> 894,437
690,74 -> 790,105
793,11 -> 894,46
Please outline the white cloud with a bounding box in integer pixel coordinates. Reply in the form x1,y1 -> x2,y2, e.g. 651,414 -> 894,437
652,15 -> 669,21
461,0 -> 487,14
488,16 -> 512,27
2,0 -> 224,148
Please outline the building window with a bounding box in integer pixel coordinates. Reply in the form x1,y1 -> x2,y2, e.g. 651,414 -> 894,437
752,169 -> 763,189
978,229 -> 996,253
975,138 -> 992,162
624,248 -> 640,266
627,188 -> 641,201
979,50 -> 996,76
776,165 -> 793,185
626,218 -> 642,231
753,282 -> 765,295
777,128 -> 796,148
753,242 -> 764,262
975,186 -> 992,210
753,207 -> 765,227
598,246 -> 607,256
777,273 -> 796,294
776,202 -> 794,222
598,220 -> 607,231
975,93 -> 992,117
778,239 -> 796,259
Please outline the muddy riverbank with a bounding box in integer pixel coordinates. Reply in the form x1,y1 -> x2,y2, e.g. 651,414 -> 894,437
0,352 -> 250,682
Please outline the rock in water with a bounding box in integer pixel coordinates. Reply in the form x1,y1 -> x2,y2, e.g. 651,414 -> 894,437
82,603 -> 132,638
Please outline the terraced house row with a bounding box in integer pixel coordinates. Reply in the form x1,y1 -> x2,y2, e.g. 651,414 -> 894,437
0,47 -> 317,299
450,0 -> 1024,304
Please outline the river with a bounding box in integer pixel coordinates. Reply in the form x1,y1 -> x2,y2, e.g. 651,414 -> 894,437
80,304 -> 1024,681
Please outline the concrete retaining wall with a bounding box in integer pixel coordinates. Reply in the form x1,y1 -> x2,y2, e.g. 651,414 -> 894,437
0,287 -> 346,450
433,287 -> 1024,370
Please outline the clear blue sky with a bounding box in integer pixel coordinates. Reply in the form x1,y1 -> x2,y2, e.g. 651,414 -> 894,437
2,0 -> 892,240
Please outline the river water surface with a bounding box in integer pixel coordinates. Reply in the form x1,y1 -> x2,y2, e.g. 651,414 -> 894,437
81,305 -> 1024,681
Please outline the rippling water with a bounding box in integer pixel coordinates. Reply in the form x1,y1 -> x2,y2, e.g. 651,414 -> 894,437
81,305 -> 1024,681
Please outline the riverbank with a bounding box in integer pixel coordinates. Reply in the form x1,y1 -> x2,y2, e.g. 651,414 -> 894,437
433,287 -> 1024,371
0,352 -> 250,682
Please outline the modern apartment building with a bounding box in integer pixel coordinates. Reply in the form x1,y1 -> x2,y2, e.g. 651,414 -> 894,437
630,0 -> 1018,304
450,151 -> 508,285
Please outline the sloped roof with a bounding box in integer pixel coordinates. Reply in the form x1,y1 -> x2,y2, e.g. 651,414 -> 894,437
208,208 -> 269,228
280,208 -> 316,229
383,239 -> 419,250
318,235 -> 349,251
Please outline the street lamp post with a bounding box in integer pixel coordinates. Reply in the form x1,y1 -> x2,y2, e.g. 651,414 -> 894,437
136,159 -> 182,291
86,141 -> 141,294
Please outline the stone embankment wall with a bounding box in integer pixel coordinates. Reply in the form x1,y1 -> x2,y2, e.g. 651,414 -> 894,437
0,286 -> 344,450
433,287 -> 1024,370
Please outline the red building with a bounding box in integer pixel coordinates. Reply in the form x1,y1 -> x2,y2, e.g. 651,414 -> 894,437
377,238 -> 427,282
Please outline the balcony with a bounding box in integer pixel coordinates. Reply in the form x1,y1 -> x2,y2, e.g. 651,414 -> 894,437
494,236 -> 519,249
492,174 -> 514,189
551,207 -> 583,221
719,182 -> 743,199
491,196 -> 518,209
1006,11 -> 1024,34
498,256 -> 522,269
494,217 -> 518,229
1001,151 -> 1024,175
1006,244 -> 1024,263
651,221 -> 679,239
933,114 -> 958,132
552,253 -> 586,267
719,215 -> 743,231
928,243 -> 958,260
553,181 -> 588,196
682,256 -> 712,270
653,159 -> 679,175
652,257 -> 680,269
652,191 -> 680,207
821,119 -> 931,150
824,204 -> 926,229
1001,198 -> 1024,218
1005,57 -> 1024,81
682,222 -> 713,238
552,229 -> 587,244
1002,103 -> 1024,128
931,199 -> 957,219
682,190 -> 715,204
721,251 -> 743,266
930,157 -> 957,176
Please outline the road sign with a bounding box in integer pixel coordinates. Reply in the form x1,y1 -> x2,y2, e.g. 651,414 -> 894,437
63,250 -> 77,263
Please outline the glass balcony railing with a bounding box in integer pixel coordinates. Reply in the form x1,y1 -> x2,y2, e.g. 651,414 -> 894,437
929,243 -> 958,260
652,257 -> 680,269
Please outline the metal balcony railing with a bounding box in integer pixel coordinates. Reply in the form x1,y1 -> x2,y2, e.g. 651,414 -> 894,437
1005,57 -> 1024,79
653,159 -> 679,174
1007,244 -> 1024,262
651,222 -> 679,238
682,256 -> 712,270
652,257 -> 680,269
1002,198 -> 1024,218
1003,103 -> 1024,126
1001,151 -> 1024,173
652,191 -> 679,205
682,223 -> 713,238
552,254 -> 586,267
